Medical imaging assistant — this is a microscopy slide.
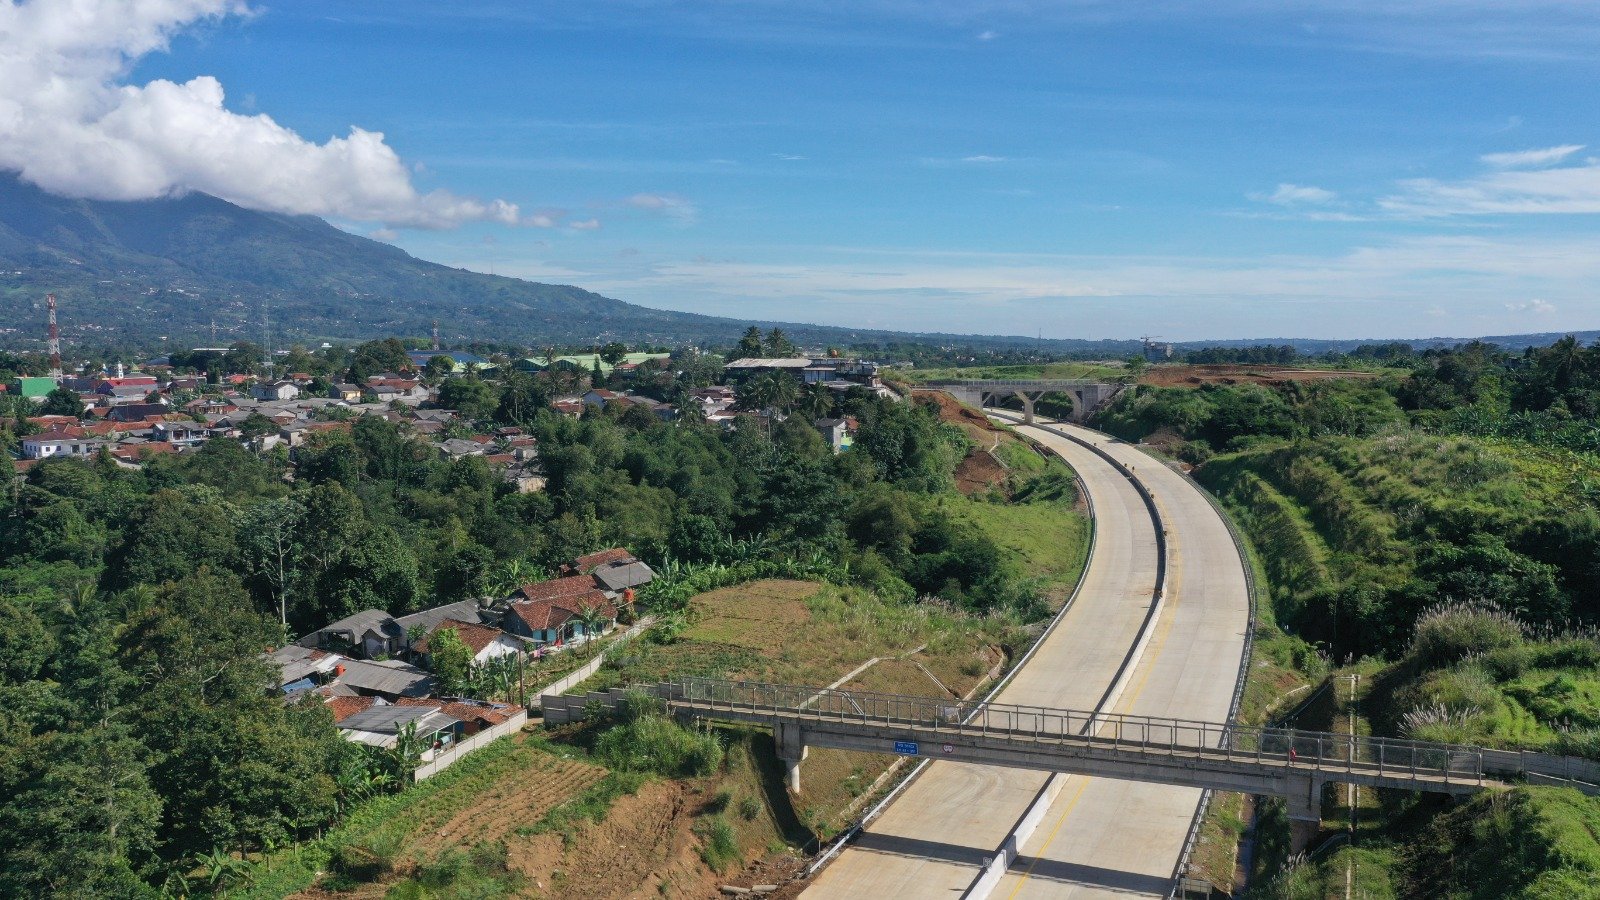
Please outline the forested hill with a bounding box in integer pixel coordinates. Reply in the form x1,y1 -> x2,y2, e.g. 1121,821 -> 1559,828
0,173 -> 738,348
0,173 -> 1117,355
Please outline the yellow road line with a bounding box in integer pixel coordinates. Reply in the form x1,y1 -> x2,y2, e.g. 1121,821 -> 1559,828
1003,776 -> 1090,900
1002,466 -> 1184,896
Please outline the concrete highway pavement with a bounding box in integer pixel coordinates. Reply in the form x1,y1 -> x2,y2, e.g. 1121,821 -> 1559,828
994,420 -> 1251,899
803,419 -> 1163,898
802,416 -> 1250,900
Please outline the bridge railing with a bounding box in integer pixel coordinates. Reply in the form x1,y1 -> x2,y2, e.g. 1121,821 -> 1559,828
669,676 -> 1488,786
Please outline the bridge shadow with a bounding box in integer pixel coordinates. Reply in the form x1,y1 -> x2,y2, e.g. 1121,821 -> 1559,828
847,833 -> 1169,895
1007,855 -> 1172,896
850,832 -> 991,867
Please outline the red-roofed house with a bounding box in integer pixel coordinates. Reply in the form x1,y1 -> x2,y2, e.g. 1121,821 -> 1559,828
503,591 -> 616,647
512,575 -> 603,604
413,618 -> 522,665
567,547 -> 637,575
395,697 -> 520,734
326,695 -> 378,724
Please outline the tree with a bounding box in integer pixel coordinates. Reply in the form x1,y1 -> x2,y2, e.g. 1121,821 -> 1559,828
111,487 -> 238,590
423,355 -> 455,382
0,597 -> 54,682
238,412 -> 277,440
798,383 -> 834,420
735,326 -> 764,359
600,342 -> 629,365
494,371 -> 549,426
39,387 -> 84,418
427,627 -> 474,694
438,378 -> 496,419
0,727 -> 161,897
236,497 -> 302,625
765,327 -> 796,357
737,371 -> 798,412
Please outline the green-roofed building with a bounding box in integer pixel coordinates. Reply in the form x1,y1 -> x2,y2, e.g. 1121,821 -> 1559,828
8,377 -> 58,400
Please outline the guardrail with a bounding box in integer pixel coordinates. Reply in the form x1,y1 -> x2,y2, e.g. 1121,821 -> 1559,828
1160,450 -> 1261,895
668,677 -> 1492,788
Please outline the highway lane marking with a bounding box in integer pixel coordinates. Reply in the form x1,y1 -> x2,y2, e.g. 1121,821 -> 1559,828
997,445 -> 1188,898
1002,776 -> 1090,900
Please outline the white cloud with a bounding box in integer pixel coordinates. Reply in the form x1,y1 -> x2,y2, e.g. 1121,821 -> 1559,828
0,0 -> 519,228
1381,161 -> 1600,215
574,233 -> 1600,339
627,192 -> 699,223
1505,299 -> 1556,313
961,154 -> 1007,163
976,29 -> 998,40
1481,145 -> 1585,168
1251,183 -> 1338,205
569,218 -> 601,230
773,153 -> 807,161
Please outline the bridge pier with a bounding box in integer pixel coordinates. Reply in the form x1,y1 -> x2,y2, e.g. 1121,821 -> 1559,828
776,721 -> 808,793
1286,774 -> 1326,854
1011,391 -> 1042,424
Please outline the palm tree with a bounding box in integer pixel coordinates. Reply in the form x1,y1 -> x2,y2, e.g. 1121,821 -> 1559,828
573,601 -> 611,655
798,382 -> 833,420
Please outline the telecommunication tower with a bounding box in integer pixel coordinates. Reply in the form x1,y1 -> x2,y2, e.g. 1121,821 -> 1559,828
46,293 -> 62,378
432,320 -> 441,352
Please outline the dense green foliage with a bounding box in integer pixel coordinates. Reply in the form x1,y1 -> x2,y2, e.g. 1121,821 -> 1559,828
0,344 -> 1052,894
1089,339 -> 1600,894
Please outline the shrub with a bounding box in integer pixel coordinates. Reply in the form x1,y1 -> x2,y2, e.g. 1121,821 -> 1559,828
695,815 -> 740,873
1411,601 -> 1525,668
738,795 -> 762,821
595,714 -> 724,777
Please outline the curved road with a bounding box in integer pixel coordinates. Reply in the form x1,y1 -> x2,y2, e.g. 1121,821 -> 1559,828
803,417 -> 1249,899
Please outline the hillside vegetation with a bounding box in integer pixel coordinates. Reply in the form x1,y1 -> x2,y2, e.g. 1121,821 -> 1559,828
1077,338 -> 1600,894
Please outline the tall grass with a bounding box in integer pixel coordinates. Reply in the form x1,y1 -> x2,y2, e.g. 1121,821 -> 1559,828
1411,601 -> 1525,668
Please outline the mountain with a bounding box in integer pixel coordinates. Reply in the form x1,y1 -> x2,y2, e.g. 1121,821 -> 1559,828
0,172 -> 750,350
0,173 -> 1115,354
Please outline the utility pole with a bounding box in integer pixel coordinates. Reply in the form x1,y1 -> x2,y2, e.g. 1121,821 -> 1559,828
46,293 -> 62,379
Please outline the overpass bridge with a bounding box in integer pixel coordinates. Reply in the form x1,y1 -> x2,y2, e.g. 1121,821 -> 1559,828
543,677 -> 1596,845
924,379 -> 1127,423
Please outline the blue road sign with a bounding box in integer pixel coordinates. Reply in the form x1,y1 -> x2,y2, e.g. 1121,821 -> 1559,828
893,740 -> 919,756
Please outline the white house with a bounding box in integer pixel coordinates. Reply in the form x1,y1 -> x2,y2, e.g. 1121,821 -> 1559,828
21,430 -> 104,460
251,381 -> 300,401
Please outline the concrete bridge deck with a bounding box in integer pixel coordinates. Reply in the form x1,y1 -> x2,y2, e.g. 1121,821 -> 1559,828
544,677 -> 1507,803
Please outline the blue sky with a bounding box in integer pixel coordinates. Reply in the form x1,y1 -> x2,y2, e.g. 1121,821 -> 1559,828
11,1 -> 1600,341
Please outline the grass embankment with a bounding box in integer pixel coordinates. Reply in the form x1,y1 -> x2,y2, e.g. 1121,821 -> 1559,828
588,579 -> 1035,836
1188,432 -> 1600,895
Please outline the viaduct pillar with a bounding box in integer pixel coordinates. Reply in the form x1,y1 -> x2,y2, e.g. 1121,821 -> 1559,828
1286,773 -> 1326,854
776,721 -> 808,794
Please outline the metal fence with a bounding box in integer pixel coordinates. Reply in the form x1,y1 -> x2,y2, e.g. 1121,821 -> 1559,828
670,676 -> 1489,786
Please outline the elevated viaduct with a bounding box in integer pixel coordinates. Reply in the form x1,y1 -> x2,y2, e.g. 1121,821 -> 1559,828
924,379 -> 1126,423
